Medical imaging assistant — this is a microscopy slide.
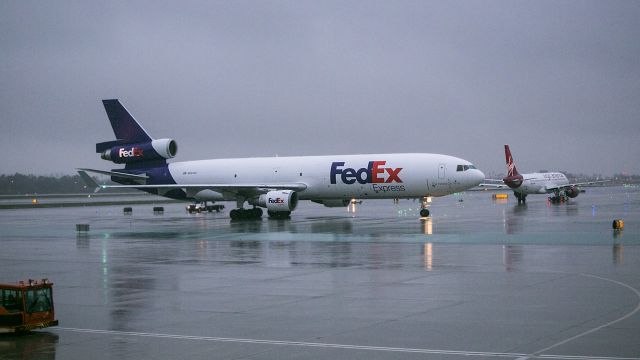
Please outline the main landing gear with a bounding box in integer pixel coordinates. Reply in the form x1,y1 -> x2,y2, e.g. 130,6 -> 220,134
548,191 -> 567,204
229,196 -> 292,220
267,210 -> 291,219
229,208 -> 292,220
515,192 -> 527,204
229,207 -> 263,220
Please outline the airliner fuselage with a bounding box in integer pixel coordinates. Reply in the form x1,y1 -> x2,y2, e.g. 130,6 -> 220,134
169,153 -> 485,202
506,172 -> 570,195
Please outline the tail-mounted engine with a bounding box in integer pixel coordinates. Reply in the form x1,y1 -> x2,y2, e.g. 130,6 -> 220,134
250,190 -> 299,212
99,139 -> 178,164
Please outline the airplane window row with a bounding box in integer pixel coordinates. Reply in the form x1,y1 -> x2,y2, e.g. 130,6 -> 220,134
456,164 -> 477,172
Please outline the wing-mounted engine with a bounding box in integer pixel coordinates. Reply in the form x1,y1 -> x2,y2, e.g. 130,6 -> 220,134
503,174 -> 524,189
98,138 -> 178,164
565,186 -> 580,198
251,190 -> 299,212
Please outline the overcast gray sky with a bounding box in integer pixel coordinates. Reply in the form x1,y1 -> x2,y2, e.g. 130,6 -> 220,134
1,1 -> 639,176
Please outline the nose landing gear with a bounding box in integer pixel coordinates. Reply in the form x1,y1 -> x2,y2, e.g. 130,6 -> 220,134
420,196 -> 431,218
515,192 -> 527,204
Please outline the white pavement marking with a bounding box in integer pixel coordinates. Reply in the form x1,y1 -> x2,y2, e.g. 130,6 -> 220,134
54,327 -> 639,360
524,273 -> 640,358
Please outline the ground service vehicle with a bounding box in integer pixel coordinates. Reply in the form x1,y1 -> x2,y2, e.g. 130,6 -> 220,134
0,279 -> 58,333
186,202 -> 225,213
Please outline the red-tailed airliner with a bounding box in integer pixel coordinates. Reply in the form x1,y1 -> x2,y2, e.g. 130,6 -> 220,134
483,145 -> 606,204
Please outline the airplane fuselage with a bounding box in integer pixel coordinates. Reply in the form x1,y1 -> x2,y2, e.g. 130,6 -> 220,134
168,153 -> 484,201
511,172 -> 569,195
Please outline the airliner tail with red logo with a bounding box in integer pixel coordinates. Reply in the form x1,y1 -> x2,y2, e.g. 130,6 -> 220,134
78,99 -> 485,219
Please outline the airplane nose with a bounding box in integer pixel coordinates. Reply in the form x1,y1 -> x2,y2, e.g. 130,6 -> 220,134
474,169 -> 485,185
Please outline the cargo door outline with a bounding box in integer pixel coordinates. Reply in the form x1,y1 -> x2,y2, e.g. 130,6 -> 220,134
438,163 -> 452,192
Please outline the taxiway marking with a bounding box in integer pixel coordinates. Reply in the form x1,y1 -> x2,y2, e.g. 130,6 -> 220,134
55,327 -> 639,359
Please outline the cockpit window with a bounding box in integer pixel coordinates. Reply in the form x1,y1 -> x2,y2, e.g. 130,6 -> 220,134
457,164 -> 477,171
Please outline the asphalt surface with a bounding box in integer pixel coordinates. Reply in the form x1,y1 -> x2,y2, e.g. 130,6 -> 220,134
0,186 -> 639,359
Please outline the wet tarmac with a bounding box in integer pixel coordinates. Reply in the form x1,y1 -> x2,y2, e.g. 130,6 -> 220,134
0,186 -> 639,359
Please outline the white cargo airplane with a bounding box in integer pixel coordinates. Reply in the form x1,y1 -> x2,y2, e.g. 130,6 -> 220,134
482,144 -> 606,204
78,99 -> 485,219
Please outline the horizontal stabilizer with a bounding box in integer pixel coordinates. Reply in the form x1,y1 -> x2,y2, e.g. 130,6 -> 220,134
76,168 -> 149,180
77,170 -> 101,193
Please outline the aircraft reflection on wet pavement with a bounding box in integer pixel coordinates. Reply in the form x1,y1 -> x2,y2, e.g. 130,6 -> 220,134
503,204 -> 527,234
421,217 -> 433,235
423,242 -> 433,270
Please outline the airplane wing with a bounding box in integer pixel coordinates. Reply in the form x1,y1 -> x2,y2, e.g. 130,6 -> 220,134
545,180 -> 609,192
478,179 -> 508,189
94,183 -> 308,192
478,183 -> 508,189
77,169 -> 307,197
94,182 -> 308,199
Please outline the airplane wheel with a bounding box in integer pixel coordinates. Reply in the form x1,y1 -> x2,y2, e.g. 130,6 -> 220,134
231,208 -> 263,220
268,211 -> 291,219
420,208 -> 430,217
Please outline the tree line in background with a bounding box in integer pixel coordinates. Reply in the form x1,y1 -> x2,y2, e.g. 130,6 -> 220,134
1,173 -> 639,195
0,173 -> 108,195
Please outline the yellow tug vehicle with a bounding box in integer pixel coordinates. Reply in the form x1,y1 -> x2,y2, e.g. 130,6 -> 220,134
0,279 -> 58,333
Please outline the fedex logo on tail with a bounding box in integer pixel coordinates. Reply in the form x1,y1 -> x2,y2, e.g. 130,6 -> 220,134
118,147 -> 143,158
330,161 -> 403,185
